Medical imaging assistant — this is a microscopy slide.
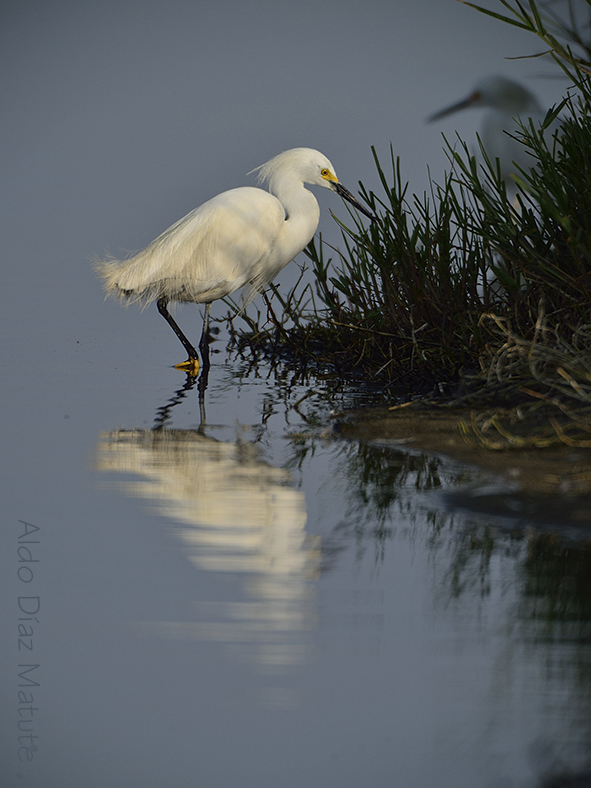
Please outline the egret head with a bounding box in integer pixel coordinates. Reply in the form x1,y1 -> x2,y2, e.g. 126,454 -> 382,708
428,75 -> 541,122
254,148 -> 376,221
469,75 -> 540,113
255,148 -> 339,191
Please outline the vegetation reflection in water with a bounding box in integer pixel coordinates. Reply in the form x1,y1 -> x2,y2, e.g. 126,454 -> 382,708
95,362 -> 591,779
290,389 -> 591,779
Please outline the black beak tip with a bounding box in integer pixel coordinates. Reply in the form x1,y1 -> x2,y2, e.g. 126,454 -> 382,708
354,204 -> 379,224
334,182 -> 378,223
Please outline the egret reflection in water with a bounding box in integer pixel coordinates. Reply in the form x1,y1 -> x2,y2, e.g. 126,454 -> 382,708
96,379 -> 320,666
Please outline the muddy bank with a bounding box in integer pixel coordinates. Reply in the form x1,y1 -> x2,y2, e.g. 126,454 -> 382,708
335,403 -> 591,530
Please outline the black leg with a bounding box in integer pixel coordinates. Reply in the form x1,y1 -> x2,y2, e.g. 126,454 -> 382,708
199,303 -> 212,351
196,303 -> 212,375
157,297 -> 200,362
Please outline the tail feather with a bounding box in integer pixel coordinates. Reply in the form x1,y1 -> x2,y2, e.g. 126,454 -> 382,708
93,250 -> 170,306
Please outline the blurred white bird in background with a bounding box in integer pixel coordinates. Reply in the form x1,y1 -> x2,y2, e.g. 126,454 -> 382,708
429,75 -> 563,301
96,147 -> 375,373
428,74 -> 558,194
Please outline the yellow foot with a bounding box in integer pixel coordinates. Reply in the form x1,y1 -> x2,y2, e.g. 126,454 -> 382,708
174,357 -> 200,375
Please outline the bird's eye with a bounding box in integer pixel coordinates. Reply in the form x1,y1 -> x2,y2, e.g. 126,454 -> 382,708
321,168 -> 329,177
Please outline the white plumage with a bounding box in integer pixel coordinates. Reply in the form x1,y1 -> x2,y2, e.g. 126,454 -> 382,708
429,75 -> 557,188
97,147 -> 373,372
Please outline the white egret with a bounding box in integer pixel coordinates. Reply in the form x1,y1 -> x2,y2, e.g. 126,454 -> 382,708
428,75 -> 553,190
429,76 -> 562,301
96,147 -> 374,372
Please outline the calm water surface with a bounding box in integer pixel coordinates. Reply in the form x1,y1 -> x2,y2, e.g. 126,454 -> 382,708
2,314 -> 591,788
